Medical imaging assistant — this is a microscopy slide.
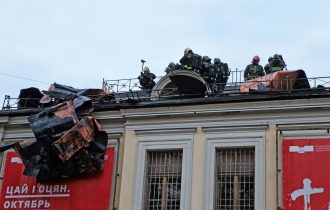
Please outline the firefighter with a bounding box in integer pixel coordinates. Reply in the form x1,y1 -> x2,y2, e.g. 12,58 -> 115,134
138,66 -> 156,90
165,62 -> 181,74
179,48 -> 202,72
214,58 -> 230,92
165,62 -> 175,74
270,54 -> 286,72
180,48 -> 193,70
244,55 -> 265,81
201,56 -> 215,83
264,57 -> 273,75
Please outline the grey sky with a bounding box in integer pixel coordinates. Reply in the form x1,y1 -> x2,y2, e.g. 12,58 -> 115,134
1,0 -> 330,104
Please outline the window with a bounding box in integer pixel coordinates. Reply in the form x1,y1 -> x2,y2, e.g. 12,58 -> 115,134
215,147 -> 255,210
144,150 -> 183,210
133,131 -> 193,210
204,129 -> 264,210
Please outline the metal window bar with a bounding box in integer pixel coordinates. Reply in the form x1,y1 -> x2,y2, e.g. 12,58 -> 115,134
144,150 -> 183,210
215,147 -> 255,210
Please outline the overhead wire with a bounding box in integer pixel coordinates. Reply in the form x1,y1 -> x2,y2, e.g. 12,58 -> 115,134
0,72 -> 51,85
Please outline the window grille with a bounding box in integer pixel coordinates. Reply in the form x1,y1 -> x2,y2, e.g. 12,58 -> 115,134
144,150 -> 183,210
215,147 -> 255,210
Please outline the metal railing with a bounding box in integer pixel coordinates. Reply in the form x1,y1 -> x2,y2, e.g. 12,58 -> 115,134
2,95 -> 51,111
2,95 -> 16,110
102,77 -> 163,92
3,72 -> 330,111
102,69 -> 244,92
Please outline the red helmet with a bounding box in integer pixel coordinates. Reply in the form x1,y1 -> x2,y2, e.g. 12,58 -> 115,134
252,55 -> 260,62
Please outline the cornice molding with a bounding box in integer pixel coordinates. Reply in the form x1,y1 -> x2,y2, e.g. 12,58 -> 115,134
121,98 -> 330,118
135,128 -> 196,135
125,111 -> 330,132
0,116 -> 9,125
202,125 -> 268,133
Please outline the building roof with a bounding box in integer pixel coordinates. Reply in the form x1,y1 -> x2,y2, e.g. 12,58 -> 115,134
1,89 -> 330,117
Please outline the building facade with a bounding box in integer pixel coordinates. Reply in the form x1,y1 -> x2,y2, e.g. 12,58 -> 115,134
1,95 -> 330,210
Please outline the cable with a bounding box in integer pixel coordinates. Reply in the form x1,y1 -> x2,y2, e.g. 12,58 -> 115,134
0,72 -> 51,85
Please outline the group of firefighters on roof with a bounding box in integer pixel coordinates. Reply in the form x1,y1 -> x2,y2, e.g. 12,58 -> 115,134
244,54 -> 287,81
138,48 -> 287,90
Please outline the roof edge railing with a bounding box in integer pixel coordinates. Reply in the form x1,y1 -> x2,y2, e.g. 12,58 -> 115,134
3,72 -> 330,111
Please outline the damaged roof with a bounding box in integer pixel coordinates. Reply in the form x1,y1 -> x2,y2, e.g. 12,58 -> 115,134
0,84 -> 109,183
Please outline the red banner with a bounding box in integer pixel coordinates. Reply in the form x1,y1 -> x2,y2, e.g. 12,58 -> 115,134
283,138 -> 330,210
0,148 -> 115,210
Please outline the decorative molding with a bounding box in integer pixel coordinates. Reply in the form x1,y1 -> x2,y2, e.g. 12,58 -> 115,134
107,133 -> 122,139
278,123 -> 330,131
136,128 -> 196,138
203,125 -> 268,133
2,129 -> 35,140
92,109 -> 124,119
121,98 -> 330,118
125,110 -> 330,132
280,130 -> 330,138
107,140 -> 119,210
0,125 -> 4,142
107,139 -> 119,145
0,117 -> 9,125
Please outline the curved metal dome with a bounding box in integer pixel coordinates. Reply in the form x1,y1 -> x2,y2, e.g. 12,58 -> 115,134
150,70 -> 212,100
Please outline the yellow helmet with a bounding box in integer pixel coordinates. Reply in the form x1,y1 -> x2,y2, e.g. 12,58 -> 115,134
143,66 -> 150,73
184,48 -> 193,54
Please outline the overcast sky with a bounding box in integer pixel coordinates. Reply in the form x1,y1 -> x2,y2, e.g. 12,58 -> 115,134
1,0 -> 330,105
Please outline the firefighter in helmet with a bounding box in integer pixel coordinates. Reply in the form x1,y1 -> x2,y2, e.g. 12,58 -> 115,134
214,58 -> 230,92
179,48 -> 202,72
138,66 -> 156,90
264,57 -> 273,75
244,55 -> 265,81
269,54 -> 286,72
165,62 -> 181,74
201,56 -> 215,82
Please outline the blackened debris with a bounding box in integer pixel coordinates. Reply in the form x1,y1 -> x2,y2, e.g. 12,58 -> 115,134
28,101 -> 78,141
52,116 -> 102,161
0,142 -> 16,152
18,87 -> 44,109
73,96 -> 93,116
40,83 -> 82,104
40,83 -> 110,106
15,132 -> 107,182
78,88 -> 111,103
15,140 -> 46,178
12,83 -> 109,183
